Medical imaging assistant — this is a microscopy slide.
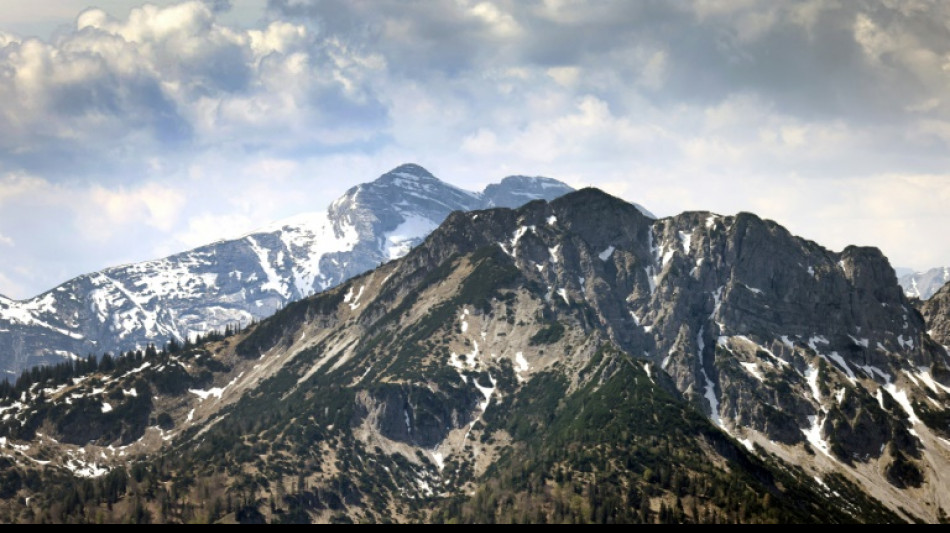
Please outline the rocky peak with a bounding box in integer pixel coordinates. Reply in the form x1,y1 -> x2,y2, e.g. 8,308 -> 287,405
900,267 -> 950,300
482,175 -> 575,209
328,164 -> 481,233
380,162 -> 437,180
410,189 -> 948,498
921,282 -> 950,348
0,165 -> 576,379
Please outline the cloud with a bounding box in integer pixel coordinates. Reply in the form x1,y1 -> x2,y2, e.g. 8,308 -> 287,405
0,0 -> 949,298
0,233 -> 13,247
176,213 -> 256,247
203,0 -> 233,13
4,0 -> 948,182
84,183 -> 188,238
0,1 -> 387,181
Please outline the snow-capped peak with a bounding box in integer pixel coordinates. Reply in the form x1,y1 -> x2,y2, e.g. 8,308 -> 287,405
0,164 -> 583,378
899,266 -> 950,300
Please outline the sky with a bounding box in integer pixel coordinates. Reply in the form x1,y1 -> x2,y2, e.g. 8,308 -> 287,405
0,0 -> 949,299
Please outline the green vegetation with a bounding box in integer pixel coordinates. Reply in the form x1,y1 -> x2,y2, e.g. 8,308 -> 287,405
236,290 -> 345,358
436,346 -> 902,524
913,401 -> 950,439
529,322 -> 565,346
885,451 -> 924,489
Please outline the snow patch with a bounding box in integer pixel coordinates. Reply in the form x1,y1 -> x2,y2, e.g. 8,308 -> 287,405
835,388 -> 846,405
848,335 -> 870,348
557,288 -> 570,306
875,389 -> 886,410
661,247 -> 675,267
629,312 -> 641,326
190,375 -> 242,401
450,341 -> 481,372
915,367 -> 950,395
732,335 -> 786,366
740,363 -> 765,382
884,384 -> 920,425
697,327 -> 723,428
807,336 -> 830,353
645,267 -> 657,295
599,246 -> 616,262
347,285 -> 366,311
897,335 -> 915,351
514,352 -> 529,383
500,226 -> 534,258
689,256 -> 705,278
473,375 -> 497,413
859,365 -> 892,382
827,352 -> 856,382
805,364 -> 821,403
384,214 -> 439,261
678,231 -> 692,254
246,236 -> 290,298
66,459 -> 109,478
711,287 -> 723,318
804,415 -> 833,459
744,285 -> 764,295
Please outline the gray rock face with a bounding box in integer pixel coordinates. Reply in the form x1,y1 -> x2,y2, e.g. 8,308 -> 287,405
396,188 -> 946,469
356,382 -> 481,449
921,282 -> 950,348
0,164 -> 574,378
900,267 -> 950,300
482,176 -> 577,209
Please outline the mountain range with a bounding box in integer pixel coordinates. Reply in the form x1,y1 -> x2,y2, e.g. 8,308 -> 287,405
0,164 -> 581,379
0,187 -> 947,523
899,268 -> 950,301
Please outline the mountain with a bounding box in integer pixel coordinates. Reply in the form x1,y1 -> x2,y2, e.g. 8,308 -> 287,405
0,188 -> 946,523
0,164 -> 576,379
920,282 -> 950,349
899,267 -> 950,300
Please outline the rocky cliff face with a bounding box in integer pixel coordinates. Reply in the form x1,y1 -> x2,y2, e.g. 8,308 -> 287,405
0,188 -> 946,523
0,165 -> 575,378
